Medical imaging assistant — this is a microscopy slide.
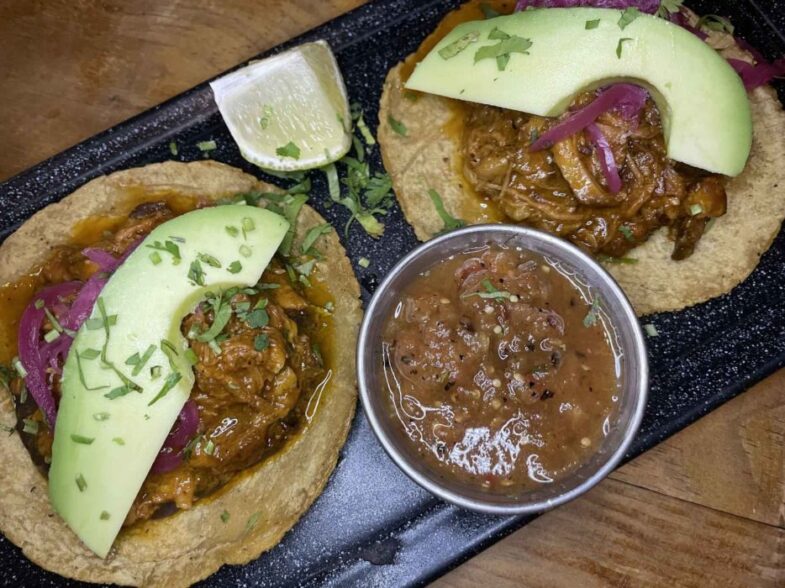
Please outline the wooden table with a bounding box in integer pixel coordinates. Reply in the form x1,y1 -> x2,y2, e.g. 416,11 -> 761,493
1,2 -> 783,585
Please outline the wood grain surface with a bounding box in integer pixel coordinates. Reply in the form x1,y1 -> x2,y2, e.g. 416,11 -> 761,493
1,1 -> 784,586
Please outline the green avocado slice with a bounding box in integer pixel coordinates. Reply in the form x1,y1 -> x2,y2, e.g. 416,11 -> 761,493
406,8 -> 752,177
49,205 -> 289,558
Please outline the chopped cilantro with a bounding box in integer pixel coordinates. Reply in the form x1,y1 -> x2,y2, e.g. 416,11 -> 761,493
104,385 -> 132,400
301,223 -> 332,255
70,434 -> 94,445
196,296 -> 232,343
657,0 -> 683,19
254,334 -> 269,351
100,511 -> 111,521
245,308 -> 269,329
387,115 -> 408,137
197,140 -> 217,152
295,259 -> 316,277
618,226 -> 635,242
583,298 -> 602,327
146,240 -> 181,265
149,251 -> 162,265
585,19 -> 601,30
198,253 -> 222,268
75,474 -> 87,492
597,254 -> 639,265
131,344 -> 156,377
616,37 -> 633,59
697,14 -> 734,34
188,259 -> 205,286
245,512 -> 261,532
148,372 -> 183,406
75,352 -> 109,391
439,31 -> 480,60
618,8 -> 641,30
428,189 -> 466,233
474,33 -> 532,71
226,225 -> 240,238
276,141 -> 301,160
81,348 -> 101,360
227,260 -> 243,274
112,437 -> 125,445
184,348 -> 198,366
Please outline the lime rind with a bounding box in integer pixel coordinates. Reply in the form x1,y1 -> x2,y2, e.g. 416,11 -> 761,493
211,40 -> 352,172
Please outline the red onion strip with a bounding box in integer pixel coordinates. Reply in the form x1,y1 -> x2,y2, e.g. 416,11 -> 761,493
586,124 -> 623,194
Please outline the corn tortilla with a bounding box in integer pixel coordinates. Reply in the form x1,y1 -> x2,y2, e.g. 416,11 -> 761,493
0,161 -> 362,586
378,15 -> 785,315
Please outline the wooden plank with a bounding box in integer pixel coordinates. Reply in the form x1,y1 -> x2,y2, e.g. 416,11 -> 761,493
612,370 -> 785,528
0,0 -> 366,180
433,478 -> 785,588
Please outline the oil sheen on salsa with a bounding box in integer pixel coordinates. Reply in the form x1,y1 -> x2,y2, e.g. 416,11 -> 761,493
381,243 -> 619,493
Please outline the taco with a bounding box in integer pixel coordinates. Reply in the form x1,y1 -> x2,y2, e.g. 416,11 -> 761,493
0,161 -> 361,586
378,0 -> 785,315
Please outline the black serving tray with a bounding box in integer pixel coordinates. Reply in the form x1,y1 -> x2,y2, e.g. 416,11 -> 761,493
1,1 -> 785,586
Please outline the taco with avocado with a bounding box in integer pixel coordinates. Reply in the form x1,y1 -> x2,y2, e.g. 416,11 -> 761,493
378,0 -> 785,315
0,161 -> 361,586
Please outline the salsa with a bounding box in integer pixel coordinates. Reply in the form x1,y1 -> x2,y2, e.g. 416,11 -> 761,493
380,243 -> 619,492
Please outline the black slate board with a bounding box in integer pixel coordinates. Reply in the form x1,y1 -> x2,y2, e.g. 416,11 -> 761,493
1,0 -> 784,586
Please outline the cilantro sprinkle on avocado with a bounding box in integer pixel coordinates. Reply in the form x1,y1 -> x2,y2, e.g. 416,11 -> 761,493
75,474 -> 87,492
618,8 -> 641,30
439,31 -> 480,60
474,29 -> 532,71
70,434 -> 95,445
188,259 -> 206,286
616,37 -> 633,59
147,372 -> 183,406
585,19 -> 601,30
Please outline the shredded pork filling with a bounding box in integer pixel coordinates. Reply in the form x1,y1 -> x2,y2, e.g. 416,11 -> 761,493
9,202 -> 326,526
461,93 -> 728,260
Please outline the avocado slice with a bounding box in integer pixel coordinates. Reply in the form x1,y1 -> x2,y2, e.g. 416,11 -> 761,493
49,205 -> 288,558
406,8 -> 752,176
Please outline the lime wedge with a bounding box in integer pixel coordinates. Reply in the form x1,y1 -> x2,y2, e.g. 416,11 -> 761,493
211,41 -> 351,172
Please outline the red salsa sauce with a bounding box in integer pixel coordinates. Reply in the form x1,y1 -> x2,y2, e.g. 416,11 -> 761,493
381,243 -> 620,493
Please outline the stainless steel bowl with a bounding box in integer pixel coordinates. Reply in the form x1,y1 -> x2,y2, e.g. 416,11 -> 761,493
357,224 -> 648,515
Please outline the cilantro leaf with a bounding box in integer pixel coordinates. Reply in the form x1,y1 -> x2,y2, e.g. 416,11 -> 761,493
438,31 -> 480,60
618,8 -> 641,30
428,189 -> 466,233
474,35 -> 533,71
276,141 -> 301,160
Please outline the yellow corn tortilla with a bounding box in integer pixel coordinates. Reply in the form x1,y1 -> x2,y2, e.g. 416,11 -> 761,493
0,161 -> 362,586
378,14 -> 785,316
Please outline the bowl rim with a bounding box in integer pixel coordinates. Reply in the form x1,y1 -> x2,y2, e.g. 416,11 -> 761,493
357,224 -> 649,515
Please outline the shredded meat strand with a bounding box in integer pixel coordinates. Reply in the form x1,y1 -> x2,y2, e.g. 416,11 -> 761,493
462,93 -> 728,260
